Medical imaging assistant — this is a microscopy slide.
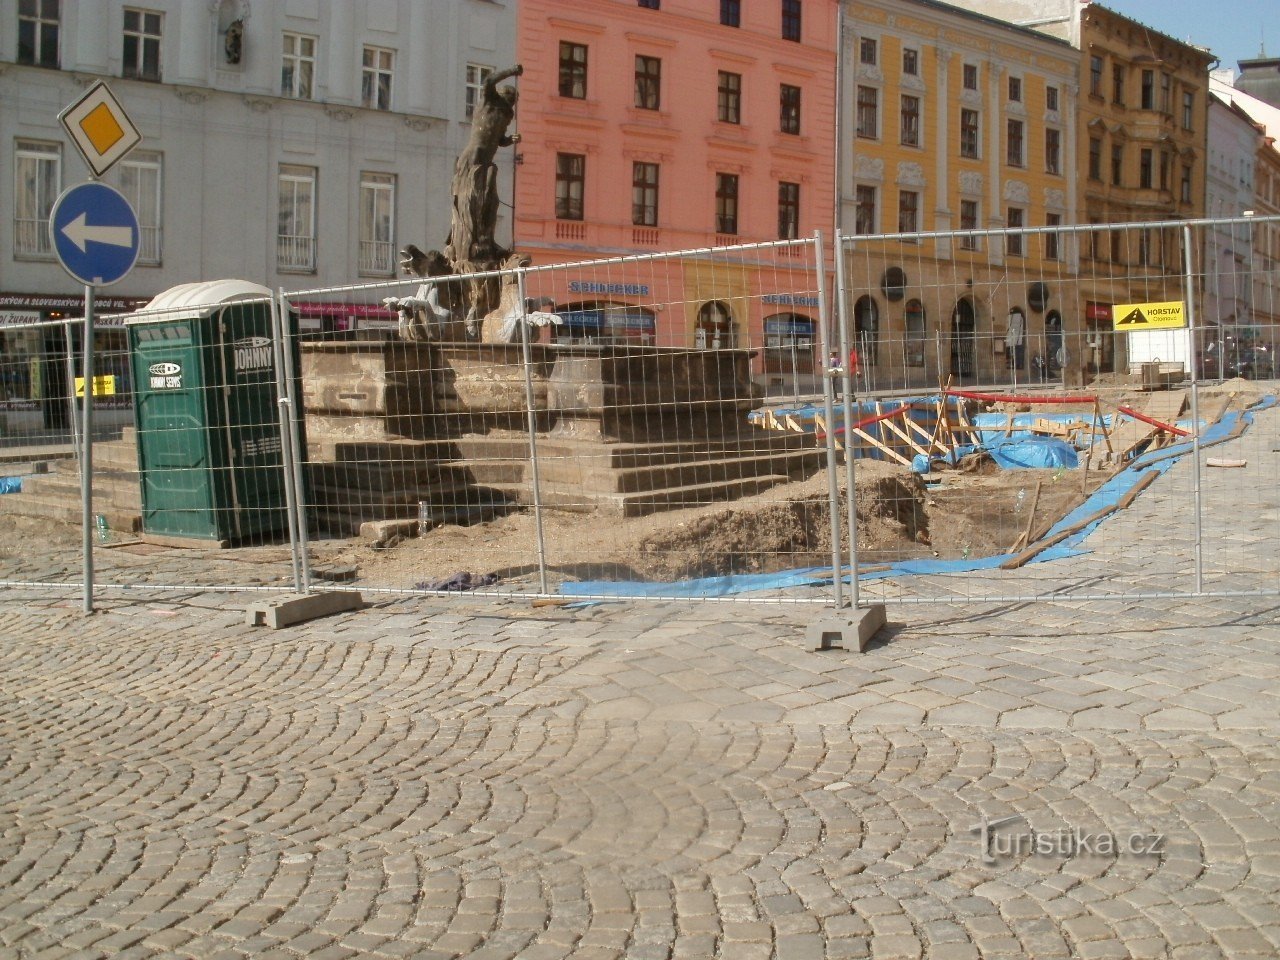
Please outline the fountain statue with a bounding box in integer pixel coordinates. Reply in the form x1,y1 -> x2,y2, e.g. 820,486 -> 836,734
388,64 -> 536,343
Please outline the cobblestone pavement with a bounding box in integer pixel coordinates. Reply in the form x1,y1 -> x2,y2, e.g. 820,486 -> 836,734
0,409 -> 1278,959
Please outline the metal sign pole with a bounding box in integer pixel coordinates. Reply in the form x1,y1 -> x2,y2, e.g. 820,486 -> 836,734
81,285 -> 95,614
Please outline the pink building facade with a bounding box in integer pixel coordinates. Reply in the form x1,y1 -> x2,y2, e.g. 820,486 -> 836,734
514,0 -> 837,372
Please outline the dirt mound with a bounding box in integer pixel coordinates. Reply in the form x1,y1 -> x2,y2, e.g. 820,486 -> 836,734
631,468 -> 929,580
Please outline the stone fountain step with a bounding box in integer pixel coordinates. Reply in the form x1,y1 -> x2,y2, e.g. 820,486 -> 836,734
537,447 -> 823,495
541,474 -> 795,518
6,466 -> 142,533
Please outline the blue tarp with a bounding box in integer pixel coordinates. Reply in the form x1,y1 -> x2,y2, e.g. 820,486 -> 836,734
560,396 -> 1275,599
986,436 -> 1079,470
0,477 -> 21,494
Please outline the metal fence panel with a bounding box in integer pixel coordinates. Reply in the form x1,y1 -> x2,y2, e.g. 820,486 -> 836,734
835,217 -> 1279,605
281,237 -> 848,603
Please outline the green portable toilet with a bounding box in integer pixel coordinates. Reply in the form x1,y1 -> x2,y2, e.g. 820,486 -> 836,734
127,280 -> 296,543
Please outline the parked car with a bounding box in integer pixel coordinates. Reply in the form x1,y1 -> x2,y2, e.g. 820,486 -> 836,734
1201,339 -> 1275,380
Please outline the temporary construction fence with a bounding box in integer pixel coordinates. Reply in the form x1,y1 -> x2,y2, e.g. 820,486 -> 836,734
1,219 -> 1277,610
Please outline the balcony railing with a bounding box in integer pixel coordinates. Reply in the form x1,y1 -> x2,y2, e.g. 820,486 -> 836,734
555,221 -> 586,241
277,234 -> 316,272
359,239 -> 395,275
632,227 -> 659,246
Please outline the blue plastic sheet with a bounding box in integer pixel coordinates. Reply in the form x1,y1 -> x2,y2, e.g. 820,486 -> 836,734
0,477 -> 21,494
986,436 -> 1079,470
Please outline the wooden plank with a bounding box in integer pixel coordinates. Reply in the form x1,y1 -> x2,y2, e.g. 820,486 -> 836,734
850,426 -> 913,466
1009,479 -> 1043,552
881,411 -> 930,458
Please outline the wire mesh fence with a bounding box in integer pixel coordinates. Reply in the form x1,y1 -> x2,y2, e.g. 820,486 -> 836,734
1,220 -> 1276,607
284,238 -> 846,602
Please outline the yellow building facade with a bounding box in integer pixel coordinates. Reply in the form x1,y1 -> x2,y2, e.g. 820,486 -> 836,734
1075,6 -> 1213,376
840,0 -> 1079,390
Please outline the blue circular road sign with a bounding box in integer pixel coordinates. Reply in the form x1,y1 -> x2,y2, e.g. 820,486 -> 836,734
49,182 -> 141,287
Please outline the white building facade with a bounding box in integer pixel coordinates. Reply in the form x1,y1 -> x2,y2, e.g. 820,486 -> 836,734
0,0 -> 516,340
1204,93 -> 1260,333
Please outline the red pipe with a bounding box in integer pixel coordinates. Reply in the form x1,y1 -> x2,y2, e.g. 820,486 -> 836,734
1116,405 -> 1191,437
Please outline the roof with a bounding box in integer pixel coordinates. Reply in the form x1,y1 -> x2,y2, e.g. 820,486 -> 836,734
126,280 -> 274,325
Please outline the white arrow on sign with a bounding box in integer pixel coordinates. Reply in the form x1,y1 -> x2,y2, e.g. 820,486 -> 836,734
61,212 -> 134,253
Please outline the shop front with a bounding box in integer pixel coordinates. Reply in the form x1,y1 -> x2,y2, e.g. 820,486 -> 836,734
1,292 -> 148,418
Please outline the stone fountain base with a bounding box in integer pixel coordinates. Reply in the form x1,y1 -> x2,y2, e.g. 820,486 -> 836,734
300,339 -> 823,533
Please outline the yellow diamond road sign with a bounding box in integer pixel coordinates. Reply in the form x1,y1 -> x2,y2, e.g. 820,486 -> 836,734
1111,300 -> 1186,331
58,81 -> 142,178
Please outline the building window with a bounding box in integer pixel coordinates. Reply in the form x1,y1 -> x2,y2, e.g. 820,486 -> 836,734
1045,128 -> 1061,175
781,0 -> 801,42
281,32 -> 315,99
1006,207 -> 1024,257
122,8 -> 162,81
1008,76 -> 1022,102
1139,148 -> 1153,189
632,162 -> 658,227
635,55 -> 661,110
718,71 -> 742,123
1159,151 -> 1170,191
778,181 -> 800,239
556,153 -> 585,220
1046,86 -> 1059,111
1181,164 -> 1192,203
904,299 -> 926,366
963,63 -> 978,91
1111,143 -> 1123,186
1161,72 -> 1172,113
1111,228 -> 1122,264
359,172 -> 395,275
959,199 -> 979,250
638,0 -> 660,7
1089,56 -> 1103,97
1140,69 -> 1154,109
118,151 -> 162,265
1112,63 -> 1125,105
13,140 -> 60,258
465,64 -> 493,120
855,185 -> 876,235
1045,212 -> 1061,260
1138,227 -> 1151,266
1182,90 -> 1195,130
361,46 -> 394,110
860,37 -> 877,66
1007,119 -> 1024,167
1088,137 -> 1102,180
900,95 -> 920,146
1088,218 -> 1101,260
780,83 -> 801,135
277,164 -> 316,272
17,0 -> 59,67
856,85 -> 878,139
960,108 -> 979,159
559,41 -> 587,99
897,189 -> 919,234
720,0 -> 740,27
715,173 -> 739,234
903,48 -> 918,75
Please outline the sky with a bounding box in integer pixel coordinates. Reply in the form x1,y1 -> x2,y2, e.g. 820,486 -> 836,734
1099,0 -> 1276,69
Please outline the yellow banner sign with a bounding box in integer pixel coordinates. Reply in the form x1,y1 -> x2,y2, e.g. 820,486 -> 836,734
1112,300 -> 1186,330
74,375 -> 117,398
